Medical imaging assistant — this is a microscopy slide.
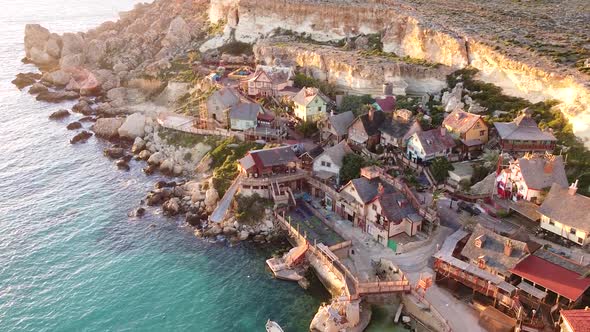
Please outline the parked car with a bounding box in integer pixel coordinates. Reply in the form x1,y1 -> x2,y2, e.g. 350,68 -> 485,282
457,201 -> 480,216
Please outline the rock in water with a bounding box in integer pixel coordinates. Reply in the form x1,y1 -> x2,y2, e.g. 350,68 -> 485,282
118,113 -> 146,139
143,164 -> 156,175
48,109 -> 70,120
131,137 -> 146,154
70,131 -> 93,144
103,147 -> 125,159
92,118 -> 124,139
116,159 -> 130,171
138,150 -> 152,160
28,82 -> 48,94
163,198 -> 181,216
66,121 -> 82,130
42,70 -> 72,87
12,72 -> 41,89
185,213 -> 201,227
72,100 -> 93,115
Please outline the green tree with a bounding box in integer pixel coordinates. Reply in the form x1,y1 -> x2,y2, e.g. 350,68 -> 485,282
430,157 -> 454,183
339,94 -> 376,116
296,121 -> 319,138
339,153 -> 365,184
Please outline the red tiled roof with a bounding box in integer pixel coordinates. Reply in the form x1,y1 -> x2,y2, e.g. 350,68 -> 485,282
561,309 -> 590,332
510,255 -> 590,301
375,96 -> 396,112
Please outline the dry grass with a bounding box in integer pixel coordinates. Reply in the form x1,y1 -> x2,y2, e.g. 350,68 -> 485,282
128,78 -> 165,96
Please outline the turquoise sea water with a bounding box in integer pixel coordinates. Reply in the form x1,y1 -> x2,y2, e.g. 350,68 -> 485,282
0,1 -> 329,331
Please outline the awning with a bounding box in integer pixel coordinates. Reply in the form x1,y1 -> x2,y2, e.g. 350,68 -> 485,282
314,170 -> 337,180
517,281 -> 547,300
461,139 -> 483,147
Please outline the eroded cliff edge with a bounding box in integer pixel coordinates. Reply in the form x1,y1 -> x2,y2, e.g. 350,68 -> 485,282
211,0 -> 590,141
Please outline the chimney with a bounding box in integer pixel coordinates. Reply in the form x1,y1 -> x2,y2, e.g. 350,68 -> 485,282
504,239 -> 513,257
377,183 -> 385,196
568,180 -> 579,196
544,160 -> 554,174
475,234 -> 486,248
368,107 -> 375,121
440,126 -> 447,137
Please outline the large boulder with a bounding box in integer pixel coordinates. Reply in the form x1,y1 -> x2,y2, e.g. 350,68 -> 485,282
147,151 -> 164,166
204,186 -> 219,211
159,159 -> 174,174
42,70 -> 72,87
59,53 -> 85,69
36,90 -> 78,103
85,39 -> 106,65
138,149 -> 152,160
131,137 -> 146,154
93,69 -> 120,93
158,16 -> 191,57
118,113 -> 146,139
72,99 -> 93,115
24,24 -> 61,65
92,117 -> 124,139
28,82 -> 48,94
60,32 -> 85,57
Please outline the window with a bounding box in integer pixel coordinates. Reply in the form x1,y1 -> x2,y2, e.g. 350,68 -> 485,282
372,205 -> 377,211
549,220 -> 555,226
570,228 -> 577,235
578,237 -> 583,244
321,161 -> 326,166
326,162 -> 331,167
480,130 -> 485,136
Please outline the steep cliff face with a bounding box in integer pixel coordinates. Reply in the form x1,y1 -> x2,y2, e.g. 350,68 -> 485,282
254,41 -> 451,95
209,0 -> 590,142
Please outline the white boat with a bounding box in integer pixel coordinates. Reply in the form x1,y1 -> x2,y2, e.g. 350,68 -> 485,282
266,319 -> 284,332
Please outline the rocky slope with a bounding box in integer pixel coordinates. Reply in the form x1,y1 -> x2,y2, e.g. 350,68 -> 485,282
254,40 -> 452,95
23,0 -> 208,97
211,0 -> 590,142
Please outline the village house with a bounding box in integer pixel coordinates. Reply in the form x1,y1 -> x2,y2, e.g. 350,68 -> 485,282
538,181 -> 590,246
243,65 -> 293,97
299,145 -> 324,171
559,308 -> 590,332
348,108 -> 386,151
510,250 -> 590,308
495,153 -> 568,203
237,146 -> 306,205
379,109 -> 422,149
204,87 -> 240,128
460,224 -> 534,281
373,95 -> 396,113
319,111 -> 355,145
337,166 -> 396,229
229,102 -> 263,131
406,128 -> 456,163
493,109 -> 557,153
292,87 -> 330,122
312,140 -> 353,186
442,109 -> 488,154
365,188 -> 423,248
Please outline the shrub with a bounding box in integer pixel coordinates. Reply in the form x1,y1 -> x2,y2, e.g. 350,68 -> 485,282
339,94 -> 375,116
219,41 -> 253,56
430,157 -> 454,183
339,153 -> 365,184
234,194 -> 273,225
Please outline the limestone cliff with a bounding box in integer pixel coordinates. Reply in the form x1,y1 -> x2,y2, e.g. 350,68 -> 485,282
254,41 -> 452,95
209,0 -> 590,142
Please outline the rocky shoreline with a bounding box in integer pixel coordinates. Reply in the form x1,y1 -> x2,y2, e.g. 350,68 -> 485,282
14,68 -> 281,248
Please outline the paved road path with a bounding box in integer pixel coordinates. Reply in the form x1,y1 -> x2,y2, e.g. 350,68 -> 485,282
209,175 -> 242,223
